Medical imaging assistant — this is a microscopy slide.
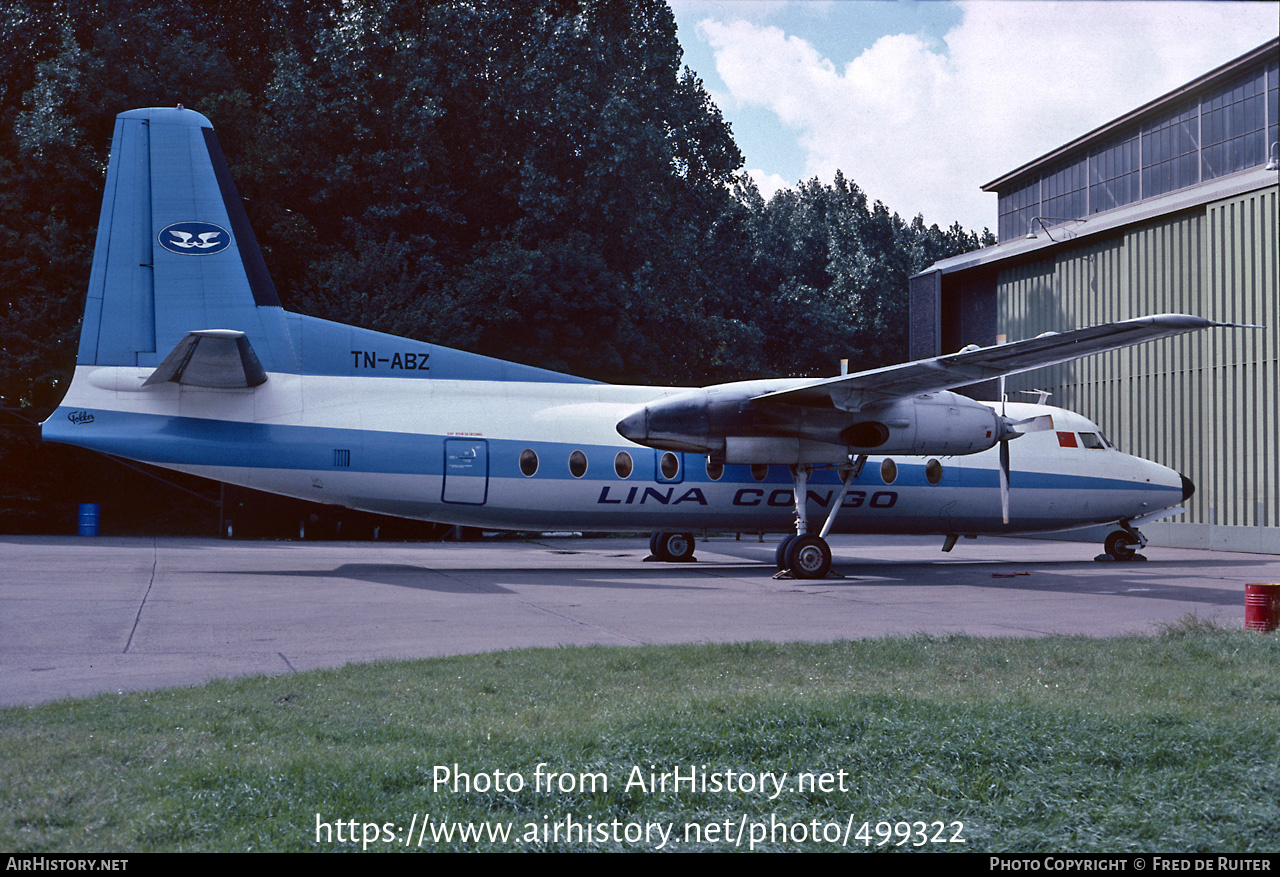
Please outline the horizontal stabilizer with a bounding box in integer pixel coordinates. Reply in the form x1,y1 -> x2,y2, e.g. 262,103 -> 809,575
143,330 -> 268,389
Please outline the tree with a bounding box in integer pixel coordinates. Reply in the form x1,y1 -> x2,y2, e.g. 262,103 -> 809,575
0,0 -> 992,532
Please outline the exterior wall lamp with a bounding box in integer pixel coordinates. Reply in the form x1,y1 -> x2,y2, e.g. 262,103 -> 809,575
1026,216 -> 1086,242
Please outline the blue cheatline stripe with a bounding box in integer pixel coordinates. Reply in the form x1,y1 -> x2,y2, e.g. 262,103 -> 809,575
43,407 -> 1181,495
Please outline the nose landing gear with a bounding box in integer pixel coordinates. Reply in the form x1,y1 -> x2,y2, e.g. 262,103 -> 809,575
1100,521 -> 1148,562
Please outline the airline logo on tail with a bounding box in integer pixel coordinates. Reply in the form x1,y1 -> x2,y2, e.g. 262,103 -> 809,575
158,221 -> 230,255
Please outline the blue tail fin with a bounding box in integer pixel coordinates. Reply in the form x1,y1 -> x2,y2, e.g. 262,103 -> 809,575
73,107 -> 592,387
77,107 -> 297,372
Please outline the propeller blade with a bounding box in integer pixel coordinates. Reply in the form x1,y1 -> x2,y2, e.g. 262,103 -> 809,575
999,437 -> 1011,525
1010,413 -> 1055,433
998,374 -> 1011,524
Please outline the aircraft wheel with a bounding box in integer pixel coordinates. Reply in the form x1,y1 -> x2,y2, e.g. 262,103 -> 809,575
1104,529 -> 1137,561
775,535 -> 798,570
649,531 -> 662,558
786,534 -> 832,579
653,531 -> 695,562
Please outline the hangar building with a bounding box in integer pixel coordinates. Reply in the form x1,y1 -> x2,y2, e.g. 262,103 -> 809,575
910,38 -> 1279,553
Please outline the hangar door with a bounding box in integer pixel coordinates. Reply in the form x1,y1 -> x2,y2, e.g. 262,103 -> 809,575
442,439 -> 489,505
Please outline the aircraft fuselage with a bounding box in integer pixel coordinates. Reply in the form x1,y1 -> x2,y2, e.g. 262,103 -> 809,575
45,366 -> 1184,537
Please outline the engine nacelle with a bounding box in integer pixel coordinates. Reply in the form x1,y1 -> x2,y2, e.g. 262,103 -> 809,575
857,392 -> 1003,455
616,388 -> 1004,463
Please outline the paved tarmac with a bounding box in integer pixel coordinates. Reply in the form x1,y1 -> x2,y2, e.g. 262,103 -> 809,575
3,533 -> 1278,705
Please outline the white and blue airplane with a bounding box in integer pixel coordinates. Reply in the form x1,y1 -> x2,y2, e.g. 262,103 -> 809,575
42,107 -> 1233,577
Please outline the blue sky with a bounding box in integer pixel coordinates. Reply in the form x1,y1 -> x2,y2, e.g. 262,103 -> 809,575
669,1 -> 1279,232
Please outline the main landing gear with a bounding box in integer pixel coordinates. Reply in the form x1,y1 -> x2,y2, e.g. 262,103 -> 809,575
648,530 -> 696,563
1099,520 -> 1147,562
647,455 -> 867,576
774,455 -> 867,579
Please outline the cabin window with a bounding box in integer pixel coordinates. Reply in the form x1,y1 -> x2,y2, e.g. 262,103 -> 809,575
659,452 -> 680,480
750,463 -> 769,482
519,448 -> 539,476
881,458 -> 897,485
614,451 -> 633,478
1079,432 -> 1105,450
1057,432 -> 1079,448
569,450 -> 588,478
925,458 -> 943,485
705,458 -> 724,481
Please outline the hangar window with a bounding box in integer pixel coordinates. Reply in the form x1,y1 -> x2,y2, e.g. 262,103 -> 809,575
1202,69 -> 1269,180
750,464 -> 769,482
880,458 -> 897,485
1041,157 -> 1087,226
1079,432 -> 1105,450
1089,134 -> 1140,213
659,452 -> 680,480
519,449 -> 539,476
569,450 -> 588,478
1142,103 -> 1200,198
706,458 -> 724,481
614,451 -> 633,478
925,458 -> 943,485
998,178 -> 1040,242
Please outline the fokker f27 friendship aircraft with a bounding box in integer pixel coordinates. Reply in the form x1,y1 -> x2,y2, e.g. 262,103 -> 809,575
42,108 -> 1242,578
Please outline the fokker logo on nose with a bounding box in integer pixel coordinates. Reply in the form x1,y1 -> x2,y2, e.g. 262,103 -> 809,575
158,221 -> 231,255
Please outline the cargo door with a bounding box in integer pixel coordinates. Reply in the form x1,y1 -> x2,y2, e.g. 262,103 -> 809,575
442,439 -> 489,505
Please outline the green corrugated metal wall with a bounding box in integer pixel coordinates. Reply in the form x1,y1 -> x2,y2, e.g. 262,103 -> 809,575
998,184 -> 1278,540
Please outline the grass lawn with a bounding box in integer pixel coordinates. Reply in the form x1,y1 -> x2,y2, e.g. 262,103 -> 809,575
3,623 -> 1278,851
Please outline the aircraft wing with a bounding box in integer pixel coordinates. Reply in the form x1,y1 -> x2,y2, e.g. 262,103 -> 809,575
752,314 -> 1248,410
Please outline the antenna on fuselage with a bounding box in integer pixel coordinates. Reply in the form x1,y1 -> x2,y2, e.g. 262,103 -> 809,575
1018,388 -> 1053,405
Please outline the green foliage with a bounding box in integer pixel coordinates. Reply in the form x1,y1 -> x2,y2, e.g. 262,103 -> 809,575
0,0 -> 991,530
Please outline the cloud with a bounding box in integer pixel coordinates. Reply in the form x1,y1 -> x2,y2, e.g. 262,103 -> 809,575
698,1 -> 1278,230
746,168 -> 791,200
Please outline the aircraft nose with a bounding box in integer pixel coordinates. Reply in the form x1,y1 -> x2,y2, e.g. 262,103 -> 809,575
1180,472 -> 1196,503
616,408 -> 647,443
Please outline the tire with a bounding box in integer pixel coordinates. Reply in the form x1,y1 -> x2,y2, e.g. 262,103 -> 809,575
776,534 -> 798,570
786,534 -> 832,579
1104,529 -> 1137,561
649,531 -> 663,558
655,531 -> 695,562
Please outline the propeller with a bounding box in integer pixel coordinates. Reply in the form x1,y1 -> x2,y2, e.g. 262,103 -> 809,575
999,377 -> 1010,524
995,377 -> 1055,524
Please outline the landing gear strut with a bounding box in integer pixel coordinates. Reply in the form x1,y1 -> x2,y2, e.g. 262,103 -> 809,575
776,456 -> 865,579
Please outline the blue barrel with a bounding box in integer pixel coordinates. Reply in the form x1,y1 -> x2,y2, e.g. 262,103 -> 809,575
78,503 -> 100,537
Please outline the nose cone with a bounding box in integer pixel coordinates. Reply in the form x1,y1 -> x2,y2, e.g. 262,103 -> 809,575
616,408 -> 647,443
1180,472 -> 1196,503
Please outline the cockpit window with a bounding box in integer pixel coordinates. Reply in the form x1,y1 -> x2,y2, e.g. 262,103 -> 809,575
1099,432 -> 1118,451
1056,431 -> 1078,448
1079,432 -> 1105,450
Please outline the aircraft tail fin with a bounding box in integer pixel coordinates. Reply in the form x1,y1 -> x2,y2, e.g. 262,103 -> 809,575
77,107 -> 297,373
